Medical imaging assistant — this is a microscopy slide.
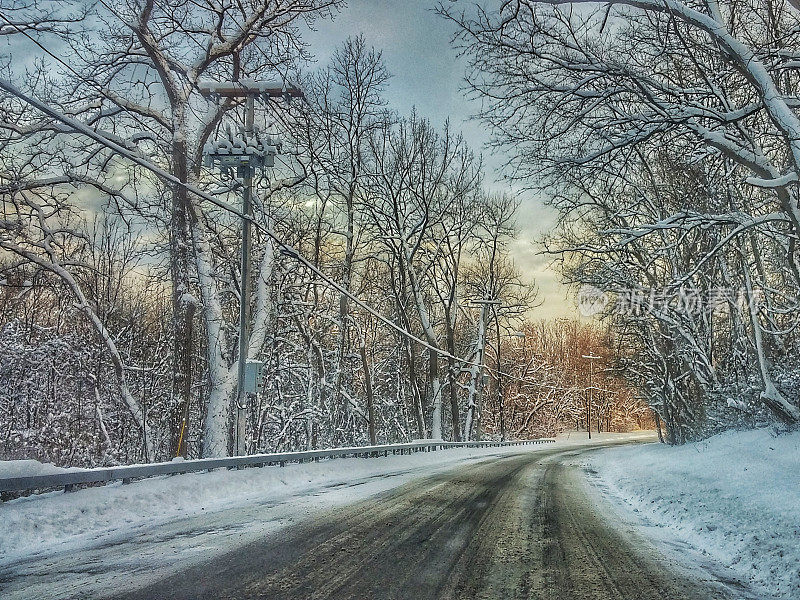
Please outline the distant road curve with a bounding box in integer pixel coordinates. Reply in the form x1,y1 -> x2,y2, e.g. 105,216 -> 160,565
114,440 -> 750,600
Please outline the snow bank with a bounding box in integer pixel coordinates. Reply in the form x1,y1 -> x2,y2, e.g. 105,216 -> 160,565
0,460 -> 81,478
588,428 -> 800,599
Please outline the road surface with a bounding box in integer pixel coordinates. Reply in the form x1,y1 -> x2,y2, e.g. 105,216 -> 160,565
100,442 -> 752,600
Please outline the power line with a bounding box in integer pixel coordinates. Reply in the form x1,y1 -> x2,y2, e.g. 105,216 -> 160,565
0,75 -> 536,384
0,14 -> 497,374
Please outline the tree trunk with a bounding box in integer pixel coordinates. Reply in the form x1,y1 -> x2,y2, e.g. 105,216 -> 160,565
465,305 -> 487,441
169,116 -> 197,457
654,411 -> 665,443
447,362 -> 461,442
741,242 -> 800,424
360,341 -> 377,445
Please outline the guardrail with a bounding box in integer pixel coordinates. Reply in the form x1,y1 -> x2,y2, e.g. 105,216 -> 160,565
0,438 -> 555,496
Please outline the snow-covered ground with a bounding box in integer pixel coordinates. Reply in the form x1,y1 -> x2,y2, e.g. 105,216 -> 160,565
0,434 -> 655,600
0,435 -> 654,567
1,442 -> 551,565
587,428 -> 800,600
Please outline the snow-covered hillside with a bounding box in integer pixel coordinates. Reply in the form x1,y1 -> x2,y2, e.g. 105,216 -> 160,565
588,428 -> 800,599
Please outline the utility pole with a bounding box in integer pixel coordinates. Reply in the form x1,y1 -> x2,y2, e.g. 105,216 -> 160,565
200,79 -> 301,456
489,304 -> 526,442
582,354 -> 602,440
235,93 -> 255,459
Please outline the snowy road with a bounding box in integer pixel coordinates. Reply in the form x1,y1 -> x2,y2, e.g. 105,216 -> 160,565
71,440 -> 756,600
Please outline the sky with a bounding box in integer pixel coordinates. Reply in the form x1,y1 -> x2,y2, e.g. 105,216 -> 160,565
300,1 -> 577,319
0,0 -> 576,319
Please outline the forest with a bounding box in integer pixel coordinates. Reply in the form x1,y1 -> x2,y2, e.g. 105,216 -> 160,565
441,0 -> 800,444
4,0 -> 798,467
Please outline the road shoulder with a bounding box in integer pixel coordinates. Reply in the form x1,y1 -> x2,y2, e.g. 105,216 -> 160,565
577,444 -> 766,600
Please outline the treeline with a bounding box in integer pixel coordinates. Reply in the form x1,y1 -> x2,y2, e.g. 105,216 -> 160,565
443,0 -> 800,442
481,320 -> 651,441
0,2 -> 646,466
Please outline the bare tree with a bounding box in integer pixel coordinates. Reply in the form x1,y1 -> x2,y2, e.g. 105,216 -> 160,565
442,0 -> 800,434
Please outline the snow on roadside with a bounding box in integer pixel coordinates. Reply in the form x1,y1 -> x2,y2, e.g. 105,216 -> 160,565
1,443 -> 554,564
587,428 -> 800,599
0,460 -> 83,478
